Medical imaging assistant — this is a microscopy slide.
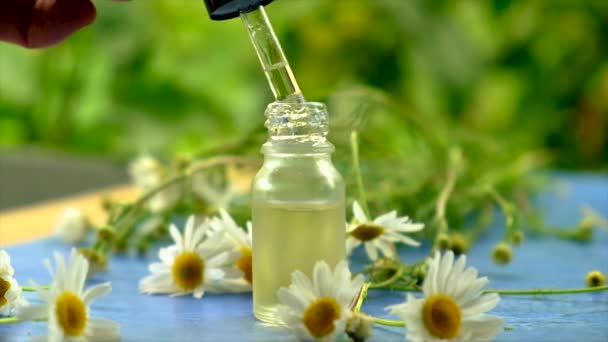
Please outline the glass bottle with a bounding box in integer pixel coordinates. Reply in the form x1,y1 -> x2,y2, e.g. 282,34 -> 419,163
251,101 -> 346,323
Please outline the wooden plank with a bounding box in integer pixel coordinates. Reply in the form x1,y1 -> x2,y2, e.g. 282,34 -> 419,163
0,185 -> 138,246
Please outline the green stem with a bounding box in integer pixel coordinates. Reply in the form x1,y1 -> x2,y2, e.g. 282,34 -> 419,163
432,167 -> 456,248
371,284 -> 608,295
369,265 -> 405,289
372,316 -> 405,327
111,155 -> 262,246
487,285 -> 608,295
353,283 -> 370,313
469,201 -> 494,242
350,131 -> 370,217
21,286 -> 47,292
489,189 -> 516,237
0,317 -> 19,324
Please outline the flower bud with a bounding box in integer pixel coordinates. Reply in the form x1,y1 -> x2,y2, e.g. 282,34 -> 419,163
449,233 -> 470,255
436,233 -> 451,250
491,242 -> 512,265
510,231 -> 524,246
77,248 -> 108,276
97,225 -> 117,243
585,270 -> 606,287
346,312 -> 373,342
412,263 -> 428,286
55,208 -> 89,244
368,258 -> 399,283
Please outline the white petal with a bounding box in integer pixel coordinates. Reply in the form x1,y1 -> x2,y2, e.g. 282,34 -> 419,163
193,287 -> 205,299
388,233 -> 421,247
364,242 -> 379,261
43,258 -> 55,280
48,327 -> 64,342
159,246 -> 179,265
183,215 -> 196,250
215,279 -> 251,293
452,267 -> 479,300
82,283 -> 112,305
462,314 -> 504,341
456,277 -> 488,306
374,239 -> 397,259
461,293 -> 500,316
51,252 -> 66,290
28,280 -> 55,302
278,288 -> 308,312
67,249 -> 88,294
148,262 -> 170,274
423,252 -> 441,296
205,268 -> 226,282
346,237 -> 361,255
191,221 -> 208,247
0,250 -> 14,276
184,215 -> 196,251
16,304 -> 49,321
445,254 -> 467,296
391,222 -> 425,233
290,271 -> 316,302
313,260 -> 335,297
436,251 -> 454,293
169,224 -> 183,249
220,267 -> 244,280
205,251 -> 236,268
373,210 -> 398,225
139,273 -> 177,294
85,318 -> 121,341
352,201 -> 368,222
220,209 -> 239,231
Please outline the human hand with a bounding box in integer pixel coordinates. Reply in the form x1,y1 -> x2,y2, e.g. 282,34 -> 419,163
0,0 -> 129,49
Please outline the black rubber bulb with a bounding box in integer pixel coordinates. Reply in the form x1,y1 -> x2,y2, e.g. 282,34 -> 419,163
203,0 -> 275,20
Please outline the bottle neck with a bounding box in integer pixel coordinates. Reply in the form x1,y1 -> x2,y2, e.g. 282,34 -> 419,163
262,101 -> 333,155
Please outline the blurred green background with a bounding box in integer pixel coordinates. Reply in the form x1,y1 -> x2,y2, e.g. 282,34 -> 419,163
0,0 -> 607,169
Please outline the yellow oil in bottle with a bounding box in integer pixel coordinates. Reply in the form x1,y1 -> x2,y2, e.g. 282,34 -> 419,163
252,199 -> 345,323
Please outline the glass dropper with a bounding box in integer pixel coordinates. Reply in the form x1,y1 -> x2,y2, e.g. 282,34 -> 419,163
240,6 -> 305,103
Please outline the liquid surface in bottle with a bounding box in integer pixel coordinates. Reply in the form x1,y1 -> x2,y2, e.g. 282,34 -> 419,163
252,200 -> 345,323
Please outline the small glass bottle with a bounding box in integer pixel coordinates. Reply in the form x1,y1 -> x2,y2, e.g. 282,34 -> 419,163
251,101 -> 346,323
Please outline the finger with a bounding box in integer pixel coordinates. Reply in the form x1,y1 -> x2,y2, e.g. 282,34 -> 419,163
0,0 -> 96,49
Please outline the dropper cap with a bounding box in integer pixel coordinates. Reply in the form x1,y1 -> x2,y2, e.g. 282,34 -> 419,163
203,0 -> 275,20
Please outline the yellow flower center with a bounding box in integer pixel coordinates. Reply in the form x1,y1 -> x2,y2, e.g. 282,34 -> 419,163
236,246 -> 253,284
422,294 -> 461,339
350,224 -> 384,241
55,292 -> 87,337
172,252 -> 205,291
0,276 -> 10,308
302,297 -> 342,338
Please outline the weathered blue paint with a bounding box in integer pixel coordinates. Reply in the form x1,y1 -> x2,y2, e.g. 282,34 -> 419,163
2,173 -> 607,341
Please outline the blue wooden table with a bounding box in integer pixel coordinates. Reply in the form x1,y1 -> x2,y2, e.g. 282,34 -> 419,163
2,173 -> 607,341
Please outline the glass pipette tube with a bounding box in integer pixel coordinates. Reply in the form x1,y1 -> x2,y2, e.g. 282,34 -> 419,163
241,6 -> 305,103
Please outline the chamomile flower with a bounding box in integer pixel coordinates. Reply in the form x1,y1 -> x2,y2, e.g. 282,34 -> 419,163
17,249 -> 120,341
347,201 -> 424,261
139,215 -> 242,298
277,260 -> 365,342
208,209 -> 252,291
387,251 -> 503,342
0,250 -> 27,316
192,173 -> 236,211
55,207 -> 89,244
128,155 -> 180,212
